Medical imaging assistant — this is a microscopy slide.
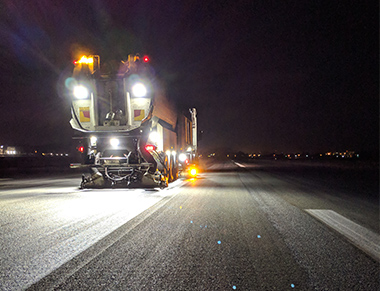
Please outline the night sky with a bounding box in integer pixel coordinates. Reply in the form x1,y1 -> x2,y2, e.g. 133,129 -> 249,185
0,1 -> 378,155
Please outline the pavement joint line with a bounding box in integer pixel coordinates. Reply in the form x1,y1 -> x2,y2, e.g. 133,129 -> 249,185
305,209 -> 380,262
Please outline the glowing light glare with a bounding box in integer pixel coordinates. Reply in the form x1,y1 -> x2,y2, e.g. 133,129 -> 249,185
166,150 -> 171,156
56,192 -> 136,220
65,77 -> 77,90
189,167 -> 197,177
149,131 -> 160,143
110,138 -> 120,147
90,136 -> 97,146
78,146 -> 85,153
73,85 -> 89,99
179,153 -> 187,162
143,56 -> 149,62
75,56 -> 94,64
187,146 -> 192,152
145,144 -> 156,151
132,83 -> 147,97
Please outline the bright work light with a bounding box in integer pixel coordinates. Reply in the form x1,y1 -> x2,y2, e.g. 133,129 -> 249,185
149,131 -> 160,143
132,83 -> 147,97
110,138 -> 120,148
73,85 -> 89,99
90,136 -> 97,146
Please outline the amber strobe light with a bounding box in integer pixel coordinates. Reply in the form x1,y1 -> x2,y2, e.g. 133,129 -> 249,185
189,166 -> 198,177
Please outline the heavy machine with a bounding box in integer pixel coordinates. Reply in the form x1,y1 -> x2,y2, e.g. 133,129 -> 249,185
67,54 -> 197,188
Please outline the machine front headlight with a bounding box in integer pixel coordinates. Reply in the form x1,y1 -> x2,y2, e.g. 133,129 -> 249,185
110,138 -> 120,148
90,136 -> 97,147
73,85 -> 89,99
132,83 -> 147,97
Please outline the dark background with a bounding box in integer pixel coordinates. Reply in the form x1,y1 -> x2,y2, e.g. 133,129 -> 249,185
0,0 -> 378,156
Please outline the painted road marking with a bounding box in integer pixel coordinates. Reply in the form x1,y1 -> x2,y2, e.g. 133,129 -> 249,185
305,209 -> 380,262
234,162 -> 246,168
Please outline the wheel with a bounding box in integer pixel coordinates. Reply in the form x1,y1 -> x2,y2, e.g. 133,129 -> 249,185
160,178 -> 168,189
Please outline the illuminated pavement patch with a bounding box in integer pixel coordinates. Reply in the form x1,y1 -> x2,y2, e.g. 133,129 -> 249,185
23,168 -> 379,290
0,179 -> 187,290
305,209 -> 380,262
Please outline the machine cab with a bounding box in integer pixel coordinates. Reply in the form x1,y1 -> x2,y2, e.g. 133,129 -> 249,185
68,54 -> 152,133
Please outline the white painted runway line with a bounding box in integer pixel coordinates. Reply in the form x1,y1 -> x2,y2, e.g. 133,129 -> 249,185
234,162 -> 246,168
305,209 -> 380,262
